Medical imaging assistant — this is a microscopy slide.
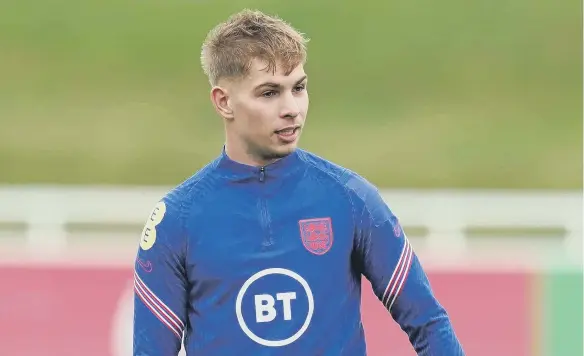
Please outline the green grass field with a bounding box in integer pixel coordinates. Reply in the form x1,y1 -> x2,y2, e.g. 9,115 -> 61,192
0,0 -> 581,188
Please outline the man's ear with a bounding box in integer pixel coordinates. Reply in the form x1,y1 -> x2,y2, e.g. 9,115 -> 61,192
210,86 -> 234,120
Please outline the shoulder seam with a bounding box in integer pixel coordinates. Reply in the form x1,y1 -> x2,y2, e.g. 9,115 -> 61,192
300,155 -> 358,239
299,151 -> 377,234
177,159 -> 221,260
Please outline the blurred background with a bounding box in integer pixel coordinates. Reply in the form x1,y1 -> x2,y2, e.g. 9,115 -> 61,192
0,0 -> 581,355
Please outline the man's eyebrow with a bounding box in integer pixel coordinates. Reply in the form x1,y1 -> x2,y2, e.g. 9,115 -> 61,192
294,75 -> 308,85
255,82 -> 279,90
254,75 -> 308,90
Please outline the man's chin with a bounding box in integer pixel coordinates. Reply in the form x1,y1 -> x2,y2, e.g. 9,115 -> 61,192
262,144 -> 297,161
276,142 -> 299,155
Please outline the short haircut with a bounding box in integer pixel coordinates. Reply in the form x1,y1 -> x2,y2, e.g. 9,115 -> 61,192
201,9 -> 309,86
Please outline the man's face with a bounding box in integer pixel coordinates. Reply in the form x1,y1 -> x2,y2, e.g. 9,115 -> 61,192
222,59 -> 309,164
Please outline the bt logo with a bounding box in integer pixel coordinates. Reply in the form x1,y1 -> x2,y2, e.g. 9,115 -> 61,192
254,292 -> 297,323
236,268 -> 314,347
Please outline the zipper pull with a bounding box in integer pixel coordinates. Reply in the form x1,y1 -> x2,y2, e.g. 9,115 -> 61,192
259,167 -> 266,182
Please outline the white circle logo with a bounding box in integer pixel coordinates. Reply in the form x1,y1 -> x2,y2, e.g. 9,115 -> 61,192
235,268 -> 314,347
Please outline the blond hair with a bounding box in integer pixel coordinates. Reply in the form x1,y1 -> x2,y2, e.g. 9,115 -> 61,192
201,9 -> 309,86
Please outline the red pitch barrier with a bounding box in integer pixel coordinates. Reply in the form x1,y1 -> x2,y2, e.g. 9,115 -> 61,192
361,273 -> 533,356
0,267 -> 532,355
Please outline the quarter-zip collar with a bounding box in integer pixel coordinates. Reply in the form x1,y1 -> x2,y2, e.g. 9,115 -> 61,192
216,145 -> 304,182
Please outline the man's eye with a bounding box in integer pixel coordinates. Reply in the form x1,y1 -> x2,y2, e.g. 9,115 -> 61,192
294,85 -> 306,92
262,91 -> 276,98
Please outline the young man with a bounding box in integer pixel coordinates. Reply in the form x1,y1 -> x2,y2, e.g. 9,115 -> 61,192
133,9 -> 464,355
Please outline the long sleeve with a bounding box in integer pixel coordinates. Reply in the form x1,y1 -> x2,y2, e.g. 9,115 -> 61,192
133,195 -> 189,355
352,184 -> 464,355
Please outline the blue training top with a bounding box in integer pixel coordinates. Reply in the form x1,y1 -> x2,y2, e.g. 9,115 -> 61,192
133,147 -> 464,355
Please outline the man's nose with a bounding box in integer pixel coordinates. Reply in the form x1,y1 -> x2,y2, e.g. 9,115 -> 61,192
280,93 -> 300,119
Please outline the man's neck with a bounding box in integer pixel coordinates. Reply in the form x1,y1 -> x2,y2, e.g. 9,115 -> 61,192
224,142 -> 278,168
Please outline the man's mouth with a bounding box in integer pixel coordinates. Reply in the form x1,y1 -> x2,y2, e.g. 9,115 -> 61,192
275,126 -> 300,136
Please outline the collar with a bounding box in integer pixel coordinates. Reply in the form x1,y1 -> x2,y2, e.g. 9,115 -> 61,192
216,146 -> 304,182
